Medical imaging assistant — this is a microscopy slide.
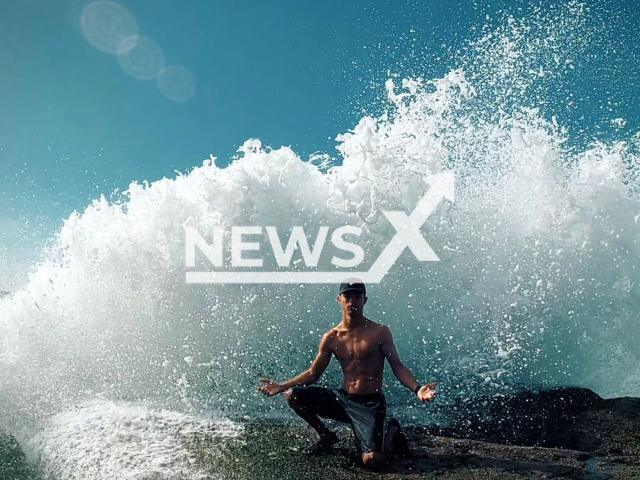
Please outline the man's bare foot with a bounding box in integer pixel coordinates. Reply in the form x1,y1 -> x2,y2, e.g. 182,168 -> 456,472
302,430 -> 340,457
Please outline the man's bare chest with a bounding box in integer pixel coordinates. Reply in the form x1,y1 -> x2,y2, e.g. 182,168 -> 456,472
331,333 -> 383,363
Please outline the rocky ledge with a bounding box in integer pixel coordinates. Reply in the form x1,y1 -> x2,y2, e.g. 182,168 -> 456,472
191,387 -> 640,480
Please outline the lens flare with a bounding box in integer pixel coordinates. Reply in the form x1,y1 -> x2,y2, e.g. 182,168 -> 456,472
80,1 -> 138,55
117,36 -> 165,80
157,66 -> 196,102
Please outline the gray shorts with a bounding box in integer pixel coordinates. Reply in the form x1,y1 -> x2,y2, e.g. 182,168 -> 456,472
289,386 -> 387,453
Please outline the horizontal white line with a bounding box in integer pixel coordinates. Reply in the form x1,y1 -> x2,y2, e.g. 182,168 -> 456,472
186,271 -> 380,284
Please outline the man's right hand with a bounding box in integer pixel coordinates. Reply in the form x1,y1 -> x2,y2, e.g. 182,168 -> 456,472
257,378 -> 284,397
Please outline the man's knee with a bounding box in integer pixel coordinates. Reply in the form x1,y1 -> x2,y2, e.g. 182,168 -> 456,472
361,451 -> 388,470
284,387 -> 300,407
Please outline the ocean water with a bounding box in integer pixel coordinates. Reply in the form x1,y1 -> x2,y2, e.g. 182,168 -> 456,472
1,3 -> 639,479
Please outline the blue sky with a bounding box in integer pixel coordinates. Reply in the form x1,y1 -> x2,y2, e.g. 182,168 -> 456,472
0,0 -> 638,289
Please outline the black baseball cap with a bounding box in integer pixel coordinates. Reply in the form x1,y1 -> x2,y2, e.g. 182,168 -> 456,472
338,278 -> 366,295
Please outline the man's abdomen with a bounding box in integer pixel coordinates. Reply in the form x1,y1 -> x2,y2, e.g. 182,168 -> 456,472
341,374 -> 384,394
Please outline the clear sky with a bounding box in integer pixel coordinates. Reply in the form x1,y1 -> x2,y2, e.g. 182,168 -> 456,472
1,0 -> 638,290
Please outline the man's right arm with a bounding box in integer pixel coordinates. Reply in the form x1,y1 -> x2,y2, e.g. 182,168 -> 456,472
258,332 -> 333,396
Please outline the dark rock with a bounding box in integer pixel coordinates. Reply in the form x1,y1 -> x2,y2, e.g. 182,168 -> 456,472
0,430 -> 38,480
428,387 -> 608,450
187,387 -> 640,479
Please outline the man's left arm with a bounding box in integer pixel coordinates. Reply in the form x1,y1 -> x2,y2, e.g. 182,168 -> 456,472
380,325 -> 437,403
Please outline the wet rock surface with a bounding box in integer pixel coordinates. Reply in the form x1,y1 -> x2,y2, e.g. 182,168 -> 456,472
191,387 -> 640,480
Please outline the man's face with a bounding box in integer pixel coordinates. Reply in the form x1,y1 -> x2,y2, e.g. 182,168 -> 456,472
338,291 -> 367,314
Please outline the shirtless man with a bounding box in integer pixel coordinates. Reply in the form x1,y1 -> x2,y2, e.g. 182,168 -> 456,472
257,279 -> 437,470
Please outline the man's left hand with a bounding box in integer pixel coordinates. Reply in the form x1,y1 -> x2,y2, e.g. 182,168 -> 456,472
417,382 -> 438,402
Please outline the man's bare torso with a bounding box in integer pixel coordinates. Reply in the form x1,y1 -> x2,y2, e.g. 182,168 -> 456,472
325,317 -> 386,395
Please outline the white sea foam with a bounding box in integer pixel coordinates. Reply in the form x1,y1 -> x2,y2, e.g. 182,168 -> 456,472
25,401 -> 241,480
2,68 -> 638,424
